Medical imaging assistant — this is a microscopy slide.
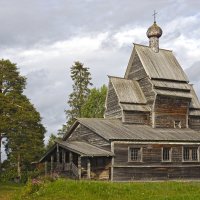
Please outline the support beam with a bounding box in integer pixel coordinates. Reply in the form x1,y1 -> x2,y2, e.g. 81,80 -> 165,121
62,149 -> 66,170
78,156 -> 81,179
45,161 -> 48,177
69,152 -> 73,174
87,158 -> 91,179
50,155 -> 54,176
56,144 -> 60,165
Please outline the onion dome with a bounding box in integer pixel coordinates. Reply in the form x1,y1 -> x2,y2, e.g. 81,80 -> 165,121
146,22 -> 162,38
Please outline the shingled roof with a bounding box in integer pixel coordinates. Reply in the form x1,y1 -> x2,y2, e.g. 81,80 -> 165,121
74,118 -> 200,142
110,76 -> 147,104
126,44 -> 189,82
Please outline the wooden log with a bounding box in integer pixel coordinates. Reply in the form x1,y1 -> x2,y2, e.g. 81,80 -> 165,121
87,158 -> 91,179
78,156 -> 81,179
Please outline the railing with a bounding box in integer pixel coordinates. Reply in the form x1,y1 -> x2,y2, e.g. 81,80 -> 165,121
71,162 -> 79,177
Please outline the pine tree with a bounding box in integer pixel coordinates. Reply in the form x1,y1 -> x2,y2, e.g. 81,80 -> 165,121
0,59 -> 45,178
65,61 -> 92,127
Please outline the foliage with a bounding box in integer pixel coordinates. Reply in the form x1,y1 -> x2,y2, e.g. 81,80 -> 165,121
81,85 -> 107,118
15,179 -> 200,200
0,167 -> 43,183
0,59 -> 45,179
65,61 -> 92,128
46,134 -> 57,150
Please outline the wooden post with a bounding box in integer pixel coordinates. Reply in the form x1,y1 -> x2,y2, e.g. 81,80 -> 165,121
69,152 -> 73,174
62,149 -> 65,170
56,144 -> 60,166
50,155 -> 54,176
87,158 -> 91,179
111,141 -> 114,181
45,161 -> 48,177
78,156 -> 81,179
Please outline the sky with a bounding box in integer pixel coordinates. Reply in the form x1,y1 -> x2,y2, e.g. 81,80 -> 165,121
1,0 -> 200,155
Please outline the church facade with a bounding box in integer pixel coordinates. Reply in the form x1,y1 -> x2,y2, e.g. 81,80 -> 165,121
40,21 -> 200,181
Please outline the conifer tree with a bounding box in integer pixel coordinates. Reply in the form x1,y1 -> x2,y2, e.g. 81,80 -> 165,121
0,59 -> 45,178
65,61 -> 92,127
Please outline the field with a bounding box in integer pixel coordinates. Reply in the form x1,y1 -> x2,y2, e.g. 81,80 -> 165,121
1,179 -> 200,200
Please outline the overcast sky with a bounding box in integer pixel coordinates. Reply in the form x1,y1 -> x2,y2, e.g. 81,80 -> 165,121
1,0 -> 200,151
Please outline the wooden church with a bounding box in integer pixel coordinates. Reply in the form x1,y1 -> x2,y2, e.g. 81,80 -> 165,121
40,20 -> 200,181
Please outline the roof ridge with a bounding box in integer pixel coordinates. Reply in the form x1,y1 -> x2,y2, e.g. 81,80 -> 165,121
133,43 -> 173,52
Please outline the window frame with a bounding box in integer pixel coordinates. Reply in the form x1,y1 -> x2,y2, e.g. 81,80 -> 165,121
162,147 -> 172,162
182,146 -> 199,162
128,147 -> 143,162
174,120 -> 181,128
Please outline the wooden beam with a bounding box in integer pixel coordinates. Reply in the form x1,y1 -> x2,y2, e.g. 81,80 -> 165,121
78,156 -> 81,179
87,158 -> 91,179
62,149 -> 65,170
45,161 -> 48,177
56,144 -> 59,165
50,155 -> 54,176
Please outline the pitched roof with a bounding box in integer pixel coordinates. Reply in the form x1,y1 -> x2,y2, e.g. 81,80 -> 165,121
77,118 -> 200,142
109,76 -> 147,104
57,140 -> 114,157
134,44 -> 189,82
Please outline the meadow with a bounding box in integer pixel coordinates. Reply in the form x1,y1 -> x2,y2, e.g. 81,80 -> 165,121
1,179 -> 200,200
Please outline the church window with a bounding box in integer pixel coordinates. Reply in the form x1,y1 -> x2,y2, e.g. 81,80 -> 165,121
162,147 -> 171,162
183,147 -> 199,161
129,147 -> 142,162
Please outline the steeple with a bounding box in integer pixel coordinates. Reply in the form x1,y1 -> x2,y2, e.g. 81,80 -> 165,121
146,11 -> 162,53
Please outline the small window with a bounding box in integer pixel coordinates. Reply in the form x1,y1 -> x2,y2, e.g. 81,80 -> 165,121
183,147 -> 199,161
174,120 -> 181,128
162,148 -> 171,162
129,148 -> 142,162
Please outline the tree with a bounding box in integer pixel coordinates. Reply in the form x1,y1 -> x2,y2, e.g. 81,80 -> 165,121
0,59 -> 45,178
65,61 -> 92,127
46,133 -> 57,150
81,85 -> 107,118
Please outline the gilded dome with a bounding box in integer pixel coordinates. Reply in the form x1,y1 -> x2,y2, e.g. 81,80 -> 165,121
146,22 -> 162,38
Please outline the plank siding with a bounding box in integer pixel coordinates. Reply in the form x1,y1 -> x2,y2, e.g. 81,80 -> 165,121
126,52 -> 148,81
189,116 -> 200,130
113,166 -> 200,181
105,81 -> 122,118
68,124 -> 110,150
154,95 -> 190,128
138,77 -> 155,104
123,111 -> 150,124
113,142 -> 200,181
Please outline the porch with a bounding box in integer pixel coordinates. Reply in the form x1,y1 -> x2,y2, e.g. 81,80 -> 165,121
40,140 -> 113,180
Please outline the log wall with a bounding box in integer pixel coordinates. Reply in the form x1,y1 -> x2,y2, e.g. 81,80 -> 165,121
113,142 -> 200,181
123,111 -> 150,124
68,124 -> 110,150
154,95 -> 190,128
105,81 -> 122,118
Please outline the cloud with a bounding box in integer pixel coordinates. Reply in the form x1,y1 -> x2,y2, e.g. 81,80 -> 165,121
1,0 -> 200,152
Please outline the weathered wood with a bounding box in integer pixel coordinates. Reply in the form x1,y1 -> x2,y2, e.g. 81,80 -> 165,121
45,161 -> 47,177
78,156 -> 81,179
87,158 -> 91,179
68,124 -> 110,150
50,155 -> 54,176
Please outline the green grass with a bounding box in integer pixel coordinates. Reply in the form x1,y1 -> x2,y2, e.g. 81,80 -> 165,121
0,183 -> 22,200
16,179 -> 200,200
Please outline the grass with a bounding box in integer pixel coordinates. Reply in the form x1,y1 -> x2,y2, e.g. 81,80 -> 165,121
0,183 -> 22,200
15,179 -> 200,200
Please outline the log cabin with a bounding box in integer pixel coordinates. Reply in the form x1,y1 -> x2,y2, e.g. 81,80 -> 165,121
39,20 -> 200,181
